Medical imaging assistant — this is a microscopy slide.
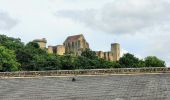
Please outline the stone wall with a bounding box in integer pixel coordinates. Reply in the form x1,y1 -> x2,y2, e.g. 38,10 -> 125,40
56,45 -> 65,55
0,67 -> 170,78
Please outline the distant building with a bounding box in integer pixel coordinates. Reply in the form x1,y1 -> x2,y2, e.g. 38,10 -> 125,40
33,38 -> 47,49
63,34 -> 89,56
47,45 -> 65,55
47,46 -> 53,54
33,34 -> 120,61
95,43 -> 120,61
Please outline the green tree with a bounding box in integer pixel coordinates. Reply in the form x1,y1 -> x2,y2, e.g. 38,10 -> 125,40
26,41 -> 40,49
0,34 -> 24,51
119,53 -> 141,68
81,49 -> 98,60
137,60 -> 146,67
0,46 -> 20,71
60,55 -> 76,70
16,42 -> 48,71
75,56 -> 91,69
96,58 -> 121,69
33,54 -> 62,71
144,56 -> 165,67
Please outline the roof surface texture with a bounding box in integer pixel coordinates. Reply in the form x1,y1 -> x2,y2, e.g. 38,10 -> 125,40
64,34 -> 83,43
0,74 -> 169,100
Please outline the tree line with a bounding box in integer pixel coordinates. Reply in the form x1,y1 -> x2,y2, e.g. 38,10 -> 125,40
0,34 -> 166,72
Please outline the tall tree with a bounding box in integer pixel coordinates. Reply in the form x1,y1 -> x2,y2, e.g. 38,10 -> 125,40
0,46 -> 20,71
17,42 -> 47,70
119,53 -> 141,68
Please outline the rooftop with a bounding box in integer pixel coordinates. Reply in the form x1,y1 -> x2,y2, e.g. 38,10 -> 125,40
33,38 -> 47,43
64,34 -> 83,43
0,74 -> 170,100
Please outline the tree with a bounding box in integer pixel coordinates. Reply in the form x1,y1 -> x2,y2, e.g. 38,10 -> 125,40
81,49 -> 98,60
96,58 -> 121,69
0,34 -> 24,51
33,54 -> 62,71
0,46 -> 20,71
16,42 -> 46,70
26,41 -> 40,49
119,53 -> 141,68
144,56 -> 165,67
75,56 -> 91,69
60,55 -> 76,70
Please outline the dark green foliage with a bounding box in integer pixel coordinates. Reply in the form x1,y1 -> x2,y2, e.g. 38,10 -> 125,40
145,56 -> 165,67
0,35 -> 24,51
119,53 -> 165,67
75,50 -> 121,69
74,56 -> 90,69
0,46 -> 20,72
31,54 -> 62,71
81,49 -> 98,60
16,42 -> 47,71
26,42 -> 40,49
60,55 -> 76,70
119,53 -> 141,68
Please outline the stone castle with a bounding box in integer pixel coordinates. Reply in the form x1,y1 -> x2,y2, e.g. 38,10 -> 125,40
33,34 -> 120,61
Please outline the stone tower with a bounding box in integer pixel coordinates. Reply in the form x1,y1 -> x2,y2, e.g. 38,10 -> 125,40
111,43 -> 120,61
33,38 -> 47,49
48,46 -> 54,54
56,45 -> 65,55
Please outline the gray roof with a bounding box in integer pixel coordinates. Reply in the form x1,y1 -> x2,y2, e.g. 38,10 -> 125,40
0,74 -> 170,100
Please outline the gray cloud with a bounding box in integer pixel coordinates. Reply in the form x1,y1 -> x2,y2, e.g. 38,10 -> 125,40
57,0 -> 170,34
0,11 -> 18,30
56,0 -> 170,66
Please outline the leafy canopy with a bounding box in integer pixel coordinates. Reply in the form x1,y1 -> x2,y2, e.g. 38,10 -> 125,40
0,46 -> 20,71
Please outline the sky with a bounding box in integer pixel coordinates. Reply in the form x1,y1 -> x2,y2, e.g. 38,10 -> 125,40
0,0 -> 170,66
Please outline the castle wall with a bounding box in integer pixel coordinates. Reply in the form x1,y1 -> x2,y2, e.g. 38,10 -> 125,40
96,51 -> 104,59
108,52 -> 114,61
38,42 -> 46,49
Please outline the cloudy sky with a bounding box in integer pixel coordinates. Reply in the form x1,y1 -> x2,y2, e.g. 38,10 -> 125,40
0,0 -> 170,66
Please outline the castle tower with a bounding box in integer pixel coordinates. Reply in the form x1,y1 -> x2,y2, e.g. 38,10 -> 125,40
48,46 -> 54,54
111,43 -> 120,61
33,38 -> 47,49
56,45 -> 65,55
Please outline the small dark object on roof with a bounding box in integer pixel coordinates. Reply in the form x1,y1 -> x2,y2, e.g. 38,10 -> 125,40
72,78 -> 76,82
